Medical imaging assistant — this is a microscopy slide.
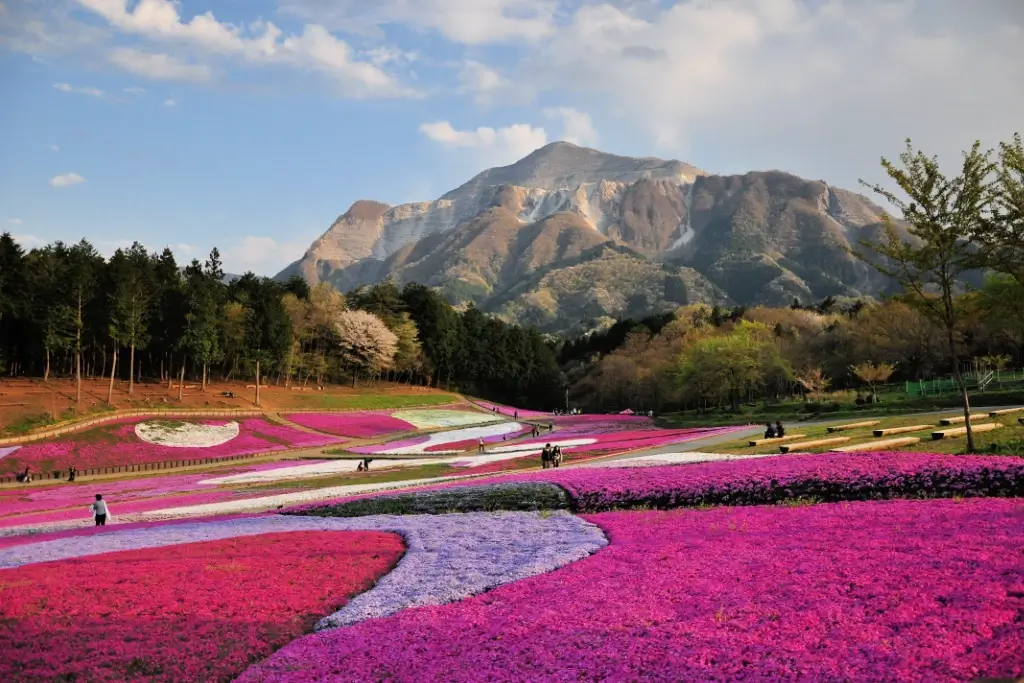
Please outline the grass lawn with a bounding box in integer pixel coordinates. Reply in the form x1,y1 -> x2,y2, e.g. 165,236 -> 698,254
242,463 -> 460,491
659,388 -> 1024,429
708,410 -> 1024,455
285,392 -> 458,411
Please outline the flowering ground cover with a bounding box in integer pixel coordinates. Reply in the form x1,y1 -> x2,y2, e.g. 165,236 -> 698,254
483,425 -> 746,457
240,498 -> 1024,682
282,411 -> 417,438
0,512 -> 606,631
389,408 -> 503,429
0,418 -> 340,473
0,530 -> 405,682
470,400 -> 551,418
348,421 -> 525,455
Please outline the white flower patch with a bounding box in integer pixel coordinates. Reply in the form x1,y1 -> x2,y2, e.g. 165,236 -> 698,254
134,420 -> 240,448
584,451 -> 784,468
0,446 -> 21,460
391,409 -> 503,429
376,421 -> 525,455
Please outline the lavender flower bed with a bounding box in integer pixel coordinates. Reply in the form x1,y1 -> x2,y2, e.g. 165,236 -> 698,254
282,412 -> 415,438
0,512 -> 607,628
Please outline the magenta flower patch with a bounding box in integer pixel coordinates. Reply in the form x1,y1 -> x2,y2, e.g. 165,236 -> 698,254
1,418 -> 340,473
238,499 -> 1024,682
283,412 -> 416,438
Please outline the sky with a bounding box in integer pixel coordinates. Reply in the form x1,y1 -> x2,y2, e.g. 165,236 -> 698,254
1,0 -> 1022,276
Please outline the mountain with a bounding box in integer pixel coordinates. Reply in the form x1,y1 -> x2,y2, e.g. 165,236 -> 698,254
278,142 -> 897,333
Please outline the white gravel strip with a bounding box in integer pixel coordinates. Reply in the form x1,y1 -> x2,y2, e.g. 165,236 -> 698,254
582,451 -> 784,467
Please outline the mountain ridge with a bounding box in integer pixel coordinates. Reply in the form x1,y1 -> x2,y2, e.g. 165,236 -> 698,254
278,142 -> 897,333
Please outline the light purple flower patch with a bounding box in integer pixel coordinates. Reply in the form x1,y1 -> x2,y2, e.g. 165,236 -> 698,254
0,446 -> 20,461
0,512 -> 607,629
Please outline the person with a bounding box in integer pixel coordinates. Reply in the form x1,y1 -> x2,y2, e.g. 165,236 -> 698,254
764,422 -> 776,439
363,458 -> 372,471
91,494 -> 109,526
68,465 -> 77,482
356,461 -> 365,472
478,437 -> 486,453
514,411 -> 519,419
541,444 -> 552,469
552,446 -> 563,468
775,421 -> 786,439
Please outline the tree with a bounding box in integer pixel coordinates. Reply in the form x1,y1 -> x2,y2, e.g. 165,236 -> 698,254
333,309 -> 398,386
67,241 -> 103,403
981,133 -> 1024,288
858,139 -> 993,452
0,233 -> 28,374
794,367 -> 831,402
107,243 -> 153,396
26,245 -> 73,381
849,361 -> 896,403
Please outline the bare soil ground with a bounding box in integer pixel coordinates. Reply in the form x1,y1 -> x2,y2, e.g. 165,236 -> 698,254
0,377 -> 459,435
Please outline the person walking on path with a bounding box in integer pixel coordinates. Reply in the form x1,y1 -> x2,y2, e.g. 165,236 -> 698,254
90,494 -> 109,527
478,437 -> 486,453
541,444 -> 553,469
552,446 -> 563,468
67,465 -> 77,482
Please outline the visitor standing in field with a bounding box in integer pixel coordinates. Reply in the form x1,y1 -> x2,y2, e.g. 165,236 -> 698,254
541,444 -> 552,469
90,494 -> 109,526
478,437 -> 486,453
552,446 -> 563,468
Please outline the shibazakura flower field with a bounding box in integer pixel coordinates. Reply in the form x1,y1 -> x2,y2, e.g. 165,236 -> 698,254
1,403 -> 1023,681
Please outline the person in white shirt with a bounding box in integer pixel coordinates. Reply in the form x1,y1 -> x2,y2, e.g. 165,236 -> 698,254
90,494 -> 109,527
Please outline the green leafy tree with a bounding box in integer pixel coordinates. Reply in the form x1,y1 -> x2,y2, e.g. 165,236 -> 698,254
107,243 -> 153,397
67,240 -> 103,403
857,139 -> 993,452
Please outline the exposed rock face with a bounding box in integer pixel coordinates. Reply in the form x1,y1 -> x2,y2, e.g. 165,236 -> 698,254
279,141 -> 896,333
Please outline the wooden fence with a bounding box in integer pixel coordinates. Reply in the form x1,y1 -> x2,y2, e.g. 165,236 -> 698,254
0,451 -> 273,485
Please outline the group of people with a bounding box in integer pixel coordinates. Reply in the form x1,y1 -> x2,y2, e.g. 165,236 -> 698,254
763,421 -> 787,439
540,444 -> 562,469
14,466 -> 31,483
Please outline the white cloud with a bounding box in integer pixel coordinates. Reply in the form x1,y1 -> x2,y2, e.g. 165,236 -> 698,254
164,98 -> 177,107
543,107 -> 598,147
109,47 -> 213,82
222,235 -> 311,275
12,234 -> 47,250
49,172 -> 86,188
420,120 -> 548,167
361,46 -> 417,67
7,218 -> 23,226
279,0 -> 557,45
514,0 -> 1024,187
48,143 -> 60,152
74,0 -> 417,98
123,86 -> 148,95
458,60 -> 518,105
53,82 -> 105,98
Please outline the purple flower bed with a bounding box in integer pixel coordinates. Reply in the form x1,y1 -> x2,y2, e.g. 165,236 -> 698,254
1,419 -> 340,474
0,511 -> 606,630
238,499 -> 1024,682
495,452 -> 1024,511
283,412 -> 416,438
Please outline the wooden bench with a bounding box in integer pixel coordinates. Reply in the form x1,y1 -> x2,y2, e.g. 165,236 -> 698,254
829,437 -> 921,453
932,423 -> 1003,440
780,437 -> 850,453
748,434 -> 807,447
938,414 -> 976,426
872,425 -> 931,437
989,407 -> 1024,417
826,421 -> 880,433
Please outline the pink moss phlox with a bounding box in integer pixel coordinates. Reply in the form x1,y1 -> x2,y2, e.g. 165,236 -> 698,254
0,531 -> 404,682
2,418 -> 340,473
283,412 -> 416,438
238,499 -> 1024,682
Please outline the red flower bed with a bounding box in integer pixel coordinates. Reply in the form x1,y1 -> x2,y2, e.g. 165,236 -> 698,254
0,530 -> 404,682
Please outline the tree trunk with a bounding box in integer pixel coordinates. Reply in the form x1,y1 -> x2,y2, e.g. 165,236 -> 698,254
351,371 -> 357,388
44,348 -> 50,382
202,364 -> 207,393
946,325 -> 975,452
128,344 -> 136,395
255,361 -> 261,407
107,346 -> 117,405
75,293 -> 82,404
178,362 -> 185,401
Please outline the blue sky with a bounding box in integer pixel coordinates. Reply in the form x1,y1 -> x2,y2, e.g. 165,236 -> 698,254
1,0 -> 1022,275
